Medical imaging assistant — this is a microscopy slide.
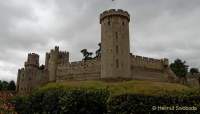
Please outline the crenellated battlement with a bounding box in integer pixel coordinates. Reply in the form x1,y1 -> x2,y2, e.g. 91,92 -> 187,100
59,51 -> 69,59
48,46 -> 70,65
100,9 -> 130,23
130,54 -> 169,70
58,58 -> 100,68
130,54 -> 169,64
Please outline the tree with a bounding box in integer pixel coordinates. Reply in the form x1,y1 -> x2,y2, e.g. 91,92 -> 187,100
190,68 -> 199,75
39,65 -> 45,70
8,80 -> 16,91
1,81 -> 9,90
81,49 -> 93,60
0,80 -> 2,90
95,43 -> 101,58
170,58 -> 188,78
0,80 -> 16,91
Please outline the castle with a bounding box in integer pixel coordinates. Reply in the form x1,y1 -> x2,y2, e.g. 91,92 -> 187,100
16,9 -> 176,94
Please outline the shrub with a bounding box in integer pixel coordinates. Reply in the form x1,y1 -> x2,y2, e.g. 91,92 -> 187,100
11,88 -> 110,114
59,88 -> 109,114
108,94 -> 200,114
29,88 -> 66,114
10,87 -> 200,113
10,96 -> 30,114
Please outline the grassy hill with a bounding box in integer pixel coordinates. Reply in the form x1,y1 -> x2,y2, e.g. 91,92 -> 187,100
40,80 -> 190,96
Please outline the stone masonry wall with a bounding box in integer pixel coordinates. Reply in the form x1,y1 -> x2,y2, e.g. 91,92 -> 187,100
130,54 -> 170,82
56,58 -> 101,81
17,68 -> 48,94
55,54 -> 171,82
131,54 -> 165,70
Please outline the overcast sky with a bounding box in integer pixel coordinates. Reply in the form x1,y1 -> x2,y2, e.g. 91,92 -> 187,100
0,0 -> 200,81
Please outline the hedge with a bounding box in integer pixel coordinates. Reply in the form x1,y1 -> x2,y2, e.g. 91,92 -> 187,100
108,94 -> 200,114
10,88 -> 200,114
11,88 -> 110,114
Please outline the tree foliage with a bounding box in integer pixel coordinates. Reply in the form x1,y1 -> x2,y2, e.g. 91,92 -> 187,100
170,58 -> 188,78
95,43 -> 101,58
108,93 -> 200,113
0,80 -> 16,91
10,87 -> 200,114
81,49 -> 93,60
11,88 -> 109,114
81,43 -> 102,60
190,68 -> 199,75
8,81 -> 16,91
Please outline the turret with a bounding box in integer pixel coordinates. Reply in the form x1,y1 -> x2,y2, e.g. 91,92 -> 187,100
48,46 -> 59,82
24,53 -> 39,69
47,46 -> 70,82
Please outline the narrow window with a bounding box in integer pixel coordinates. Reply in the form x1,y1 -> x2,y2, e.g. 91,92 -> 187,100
116,46 -> 119,54
116,32 -> 118,40
116,59 -> 119,68
108,21 -> 110,25
122,22 -> 125,26
108,18 -> 111,25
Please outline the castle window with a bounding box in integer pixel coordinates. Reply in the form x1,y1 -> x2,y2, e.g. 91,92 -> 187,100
116,32 -> 118,40
108,21 -> 111,25
131,65 -> 134,70
122,22 -> 125,26
108,18 -> 111,25
116,46 -> 119,54
116,59 -> 119,68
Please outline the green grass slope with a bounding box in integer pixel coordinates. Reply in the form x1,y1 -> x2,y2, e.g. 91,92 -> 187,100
40,80 -> 190,96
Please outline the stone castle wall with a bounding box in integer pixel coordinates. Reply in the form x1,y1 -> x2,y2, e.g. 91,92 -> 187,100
17,48 -> 175,94
56,58 -> 101,81
130,54 -> 166,70
130,54 -> 169,81
55,53 -> 171,82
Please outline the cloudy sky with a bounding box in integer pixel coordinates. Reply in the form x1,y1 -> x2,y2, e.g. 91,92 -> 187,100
0,0 -> 200,81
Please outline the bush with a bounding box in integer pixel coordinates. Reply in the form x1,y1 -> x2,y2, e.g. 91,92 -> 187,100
59,89 -> 109,114
11,88 -> 110,114
10,96 -> 30,114
29,88 -> 66,114
11,87 -> 200,113
108,94 -> 200,114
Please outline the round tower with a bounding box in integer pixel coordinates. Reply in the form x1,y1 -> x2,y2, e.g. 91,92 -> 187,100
100,9 -> 131,79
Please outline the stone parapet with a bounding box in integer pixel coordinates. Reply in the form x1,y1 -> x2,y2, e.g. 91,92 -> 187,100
100,9 -> 130,23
